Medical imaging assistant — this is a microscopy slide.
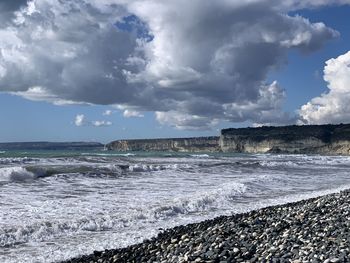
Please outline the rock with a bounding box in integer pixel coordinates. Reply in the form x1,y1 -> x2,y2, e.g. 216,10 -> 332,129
233,248 -> 240,253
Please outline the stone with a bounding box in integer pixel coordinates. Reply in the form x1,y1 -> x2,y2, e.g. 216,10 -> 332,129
233,248 -> 240,253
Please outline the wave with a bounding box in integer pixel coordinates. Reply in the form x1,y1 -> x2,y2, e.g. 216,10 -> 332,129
126,163 -> 197,172
0,162 -> 183,183
127,164 -> 165,172
190,154 -> 210,158
259,160 -> 299,168
152,182 -> 247,218
81,153 -> 136,157
0,215 -> 119,247
0,157 -> 40,165
0,167 -> 38,182
0,166 -> 73,182
257,156 -> 350,168
0,165 -> 116,183
0,181 -> 247,248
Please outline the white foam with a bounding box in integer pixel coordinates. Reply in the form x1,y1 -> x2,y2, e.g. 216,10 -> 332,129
0,180 -> 247,250
0,167 -> 36,182
0,157 -> 40,165
190,154 -> 210,158
0,215 -> 120,248
128,164 -> 163,172
82,153 -> 136,157
259,160 -> 298,167
153,182 -> 247,218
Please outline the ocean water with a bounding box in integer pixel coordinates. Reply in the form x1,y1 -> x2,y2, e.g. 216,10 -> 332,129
1,150 -> 350,263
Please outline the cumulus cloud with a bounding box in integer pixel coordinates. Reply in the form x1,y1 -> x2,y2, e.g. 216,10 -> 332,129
92,120 -> 113,127
277,0 -> 350,11
12,86 -> 86,105
74,114 -> 85,127
299,51 -> 350,124
103,110 -> 113,116
0,0 -> 343,129
74,114 -> 112,127
123,109 -> 144,118
156,111 -> 219,130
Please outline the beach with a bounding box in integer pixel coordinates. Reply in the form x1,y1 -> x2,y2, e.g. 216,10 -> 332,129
63,189 -> 350,263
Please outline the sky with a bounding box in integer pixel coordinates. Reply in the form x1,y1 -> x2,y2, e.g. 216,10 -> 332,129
0,0 -> 350,143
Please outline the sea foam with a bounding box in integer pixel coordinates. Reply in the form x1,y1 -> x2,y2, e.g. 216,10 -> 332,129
0,167 -> 37,182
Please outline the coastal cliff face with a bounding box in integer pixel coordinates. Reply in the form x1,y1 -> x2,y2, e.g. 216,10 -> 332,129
107,124 -> 350,155
220,124 -> 350,154
106,137 -> 220,152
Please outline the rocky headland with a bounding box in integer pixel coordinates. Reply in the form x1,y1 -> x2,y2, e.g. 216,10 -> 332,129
220,123 -> 350,154
62,189 -> 350,263
106,124 -> 350,155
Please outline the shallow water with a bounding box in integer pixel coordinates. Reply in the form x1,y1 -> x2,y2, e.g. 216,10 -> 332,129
1,150 -> 350,262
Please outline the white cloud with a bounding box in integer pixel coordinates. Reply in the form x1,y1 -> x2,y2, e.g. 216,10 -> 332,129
277,0 -> 350,11
156,111 -> 219,131
11,86 -> 85,105
103,110 -> 113,116
299,50 -> 350,124
0,0 -> 344,129
222,81 -> 295,125
74,114 -> 85,127
123,109 -> 144,118
92,120 -> 113,127
75,114 -> 112,127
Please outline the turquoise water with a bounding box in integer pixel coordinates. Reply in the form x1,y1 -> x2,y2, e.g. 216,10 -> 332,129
0,149 -> 246,157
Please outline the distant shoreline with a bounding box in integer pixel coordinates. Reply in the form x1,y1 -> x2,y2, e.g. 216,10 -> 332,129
0,142 -> 103,151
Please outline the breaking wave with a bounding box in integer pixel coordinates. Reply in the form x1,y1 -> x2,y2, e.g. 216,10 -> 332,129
0,167 -> 40,182
0,216 -> 119,247
153,182 -> 247,218
0,182 -> 247,248
0,162 -> 193,183
128,164 -> 165,172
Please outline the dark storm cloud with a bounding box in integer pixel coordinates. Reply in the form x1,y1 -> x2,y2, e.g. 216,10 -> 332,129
0,0 -> 28,11
0,0 -> 28,24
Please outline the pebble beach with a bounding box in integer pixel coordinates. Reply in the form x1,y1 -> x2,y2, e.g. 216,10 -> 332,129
62,189 -> 350,263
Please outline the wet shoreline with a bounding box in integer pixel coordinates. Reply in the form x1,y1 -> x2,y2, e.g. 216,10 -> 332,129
62,189 -> 350,262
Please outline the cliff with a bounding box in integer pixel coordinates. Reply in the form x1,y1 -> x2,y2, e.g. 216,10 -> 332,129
107,124 -> 350,155
220,124 -> 350,154
106,137 -> 220,152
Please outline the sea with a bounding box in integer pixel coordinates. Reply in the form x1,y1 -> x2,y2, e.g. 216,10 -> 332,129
1,149 -> 350,263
